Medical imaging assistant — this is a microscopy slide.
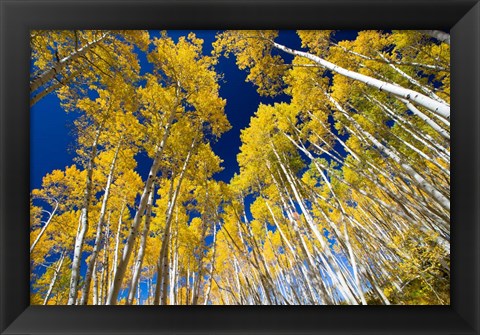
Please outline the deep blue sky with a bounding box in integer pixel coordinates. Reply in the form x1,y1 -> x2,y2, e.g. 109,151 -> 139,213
31,30 -> 357,191
30,30 -> 358,299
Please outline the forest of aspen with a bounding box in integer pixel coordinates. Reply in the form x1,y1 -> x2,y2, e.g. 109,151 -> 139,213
30,30 -> 450,305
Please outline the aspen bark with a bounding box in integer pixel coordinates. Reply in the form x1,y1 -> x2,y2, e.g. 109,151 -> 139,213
154,137 -> 196,305
80,142 -> 121,305
30,33 -> 108,93
68,128 -> 101,305
328,95 -> 450,211
203,222 -> 217,305
377,52 -> 448,106
111,201 -> 126,281
126,183 -> 155,305
30,198 -> 58,253
106,101 -> 178,305
43,251 -> 66,305
273,42 -> 450,119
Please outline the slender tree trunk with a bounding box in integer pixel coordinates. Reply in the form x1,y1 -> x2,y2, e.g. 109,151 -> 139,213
365,267 -> 391,305
30,198 -> 59,253
280,136 -> 366,304
102,218 -> 110,305
369,96 -> 450,156
330,95 -> 450,211
147,276 -> 153,305
111,201 -> 126,282
270,144 -> 359,304
43,251 -> 66,305
80,142 -> 121,305
154,138 -> 196,305
92,261 -> 99,305
106,101 -> 178,305
398,98 -> 450,139
99,253 -> 106,304
68,128 -> 101,305
331,40 -> 446,71
272,41 -> 450,119
189,271 -> 195,305
30,70 -> 80,106
170,220 -> 180,305
376,52 -> 448,106
204,222 -> 217,305
136,278 -> 142,305
169,239 -> 178,305
126,183 -> 155,305
186,268 -> 191,305
30,33 -> 108,93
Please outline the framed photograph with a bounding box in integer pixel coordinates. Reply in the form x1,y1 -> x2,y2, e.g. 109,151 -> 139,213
1,0 -> 479,334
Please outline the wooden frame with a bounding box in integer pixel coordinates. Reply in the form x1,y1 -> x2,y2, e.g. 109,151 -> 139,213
1,0 -> 479,333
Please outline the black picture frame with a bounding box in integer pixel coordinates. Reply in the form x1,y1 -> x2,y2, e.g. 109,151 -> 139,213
1,0 -> 479,334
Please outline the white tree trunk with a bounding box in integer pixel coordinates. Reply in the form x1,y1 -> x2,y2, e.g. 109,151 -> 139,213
30,33 -> 108,93
272,42 -> 450,120
30,198 -> 58,253
154,137 -> 196,305
110,201 -> 126,283
92,261 -> 99,305
271,145 -> 359,304
79,142 -> 120,305
398,98 -> 450,139
43,251 -> 66,305
377,52 -> 449,106
106,102 -> 178,305
328,95 -> 450,211
68,129 -> 101,305
203,222 -> 217,305
126,183 -> 155,305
